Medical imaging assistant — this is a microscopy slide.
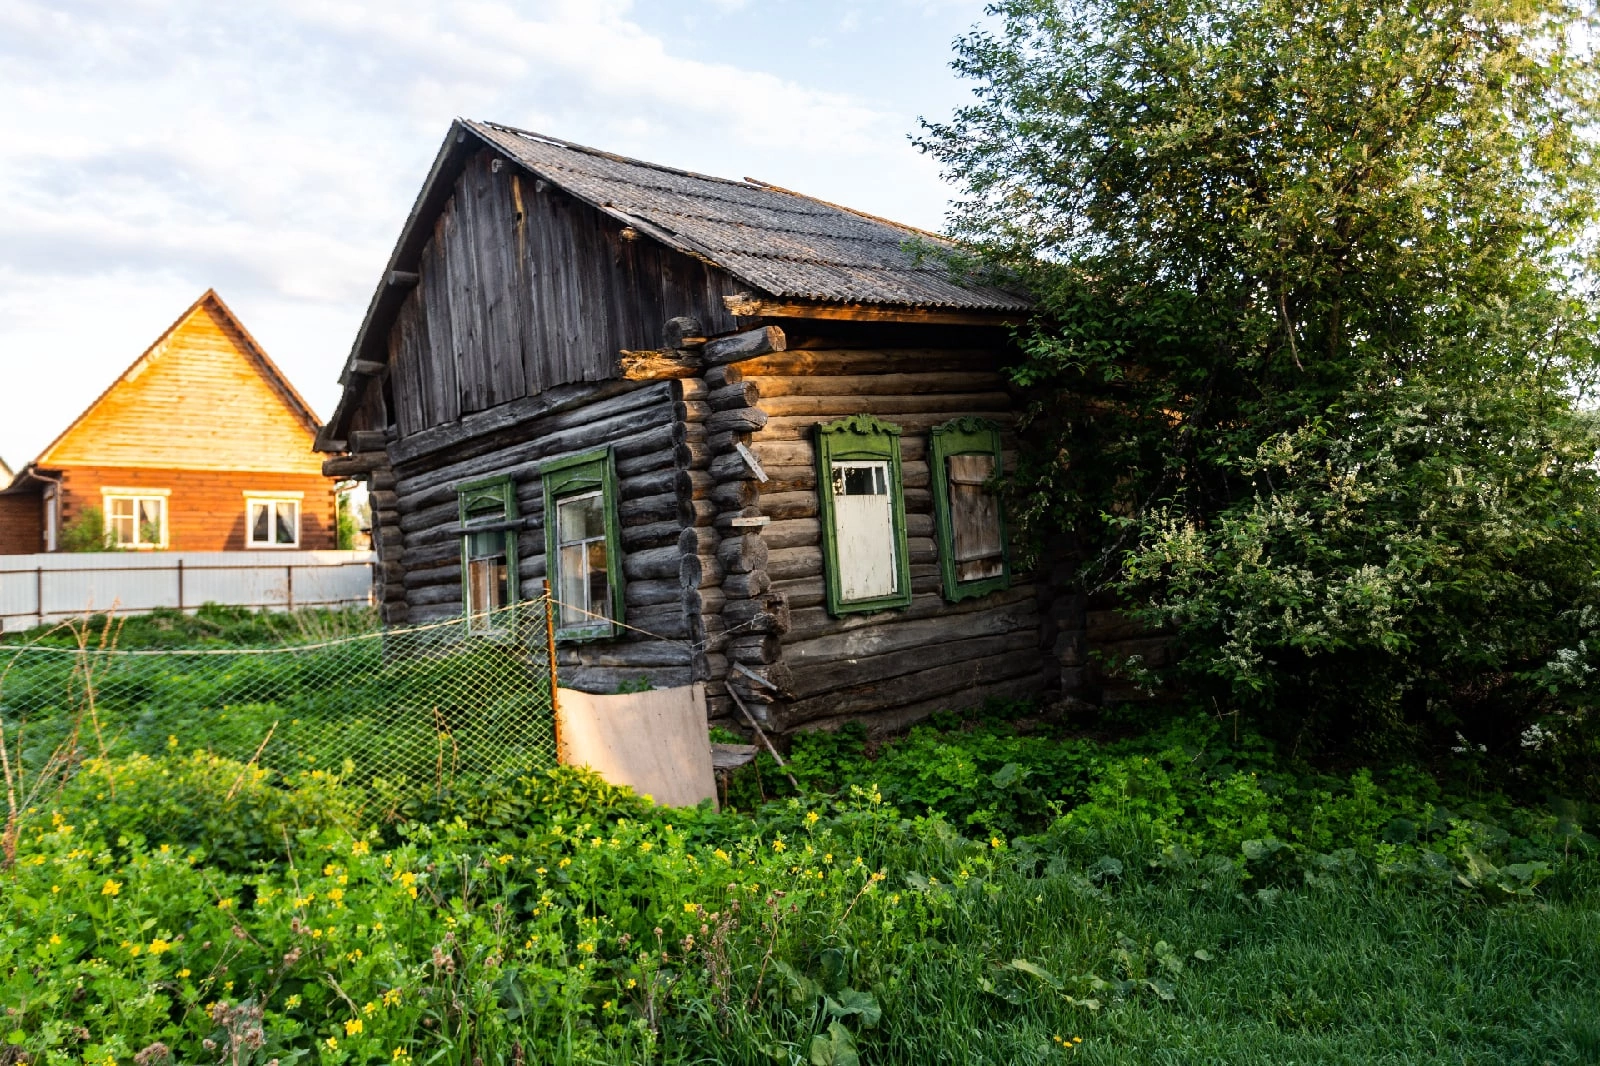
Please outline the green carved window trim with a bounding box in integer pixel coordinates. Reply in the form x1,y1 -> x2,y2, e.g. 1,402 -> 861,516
457,474 -> 520,633
930,417 -> 1011,602
815,414 -> 913,617
542,447 -> 625,641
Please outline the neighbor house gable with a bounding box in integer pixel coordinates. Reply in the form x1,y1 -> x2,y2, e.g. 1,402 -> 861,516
39,291 -> 323,475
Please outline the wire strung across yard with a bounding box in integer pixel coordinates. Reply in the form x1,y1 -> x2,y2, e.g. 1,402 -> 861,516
0,600 -> 559,792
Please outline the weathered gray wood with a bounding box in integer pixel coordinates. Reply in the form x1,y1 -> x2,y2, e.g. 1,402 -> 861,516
724,594 -> 791,634
563,666 -> 696,694
721,570 -> 771,598
739,349 -> 997,377
622,545 -> 681,582
741,370 -> 1005,398
703,325 -> 786,365
706,407 -> 768,435
664,315 -> 704,349
716,534 -> 769,575
784,582 -> 1037,643
786,603 -> 1037,668
621,520 -> 684,552
775,650 -> 1044,728
619,492 -> 682,526
766,546 -> 823,582
625,579 -> 682,608
758,491 -> 817,521
708,381 -> 760,411
727,632 -> 782,664
703,364 -> 743,389
566,643 -> 694,668
680,552 -> 724,590
322,451 -> 388,477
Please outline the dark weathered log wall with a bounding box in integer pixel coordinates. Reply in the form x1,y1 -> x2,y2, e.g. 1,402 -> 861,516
385,149 -> 745,436
706,348 -> 1048,733
387,380 -> 710,693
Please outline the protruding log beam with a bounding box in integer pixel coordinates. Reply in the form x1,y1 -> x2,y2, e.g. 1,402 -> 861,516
703,325 -> 786,366
621,348 -> 703,380
388,270 -> 420,288
717,533 -> 769,575
321,451 -> 387,477
663,316 -> 706,349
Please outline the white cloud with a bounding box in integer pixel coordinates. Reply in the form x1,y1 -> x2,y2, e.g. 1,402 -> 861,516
0,0 -> 955,467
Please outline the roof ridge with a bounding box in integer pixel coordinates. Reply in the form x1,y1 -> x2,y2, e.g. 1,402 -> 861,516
473,120 -> 762,193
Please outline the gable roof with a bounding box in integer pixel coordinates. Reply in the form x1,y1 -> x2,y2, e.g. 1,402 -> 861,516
29,289 -> 321,469
466,121 -> 1028,313
322,119 -> 1027,447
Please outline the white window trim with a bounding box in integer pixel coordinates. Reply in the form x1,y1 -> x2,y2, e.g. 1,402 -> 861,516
101,489 -> 170,550
245,495 -> 303,549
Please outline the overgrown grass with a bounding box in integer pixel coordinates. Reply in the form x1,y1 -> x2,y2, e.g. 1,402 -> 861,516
0,610 -> 1595,1063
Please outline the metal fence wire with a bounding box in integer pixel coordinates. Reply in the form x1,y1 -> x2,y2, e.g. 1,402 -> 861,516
0,601 -> 558,792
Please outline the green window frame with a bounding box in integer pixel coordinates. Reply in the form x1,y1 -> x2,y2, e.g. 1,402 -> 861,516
457,475 -> 520,633
815,414 -> 913,617
930,417 -> 1011,602
542,447 -> 625,641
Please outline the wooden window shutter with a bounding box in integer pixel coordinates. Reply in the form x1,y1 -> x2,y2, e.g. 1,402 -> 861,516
930,417 -> 1010,602
815,414 -> 913,617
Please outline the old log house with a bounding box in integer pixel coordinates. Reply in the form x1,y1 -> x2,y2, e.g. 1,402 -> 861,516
318,120 -> 1098,733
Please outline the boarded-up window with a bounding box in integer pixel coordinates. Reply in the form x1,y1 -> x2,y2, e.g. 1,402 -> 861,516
542,448 -> 624,641
931,419 -> 1010,601
815,415 -> 912,616
458,476 -> 518,632
831,460 -> 898,601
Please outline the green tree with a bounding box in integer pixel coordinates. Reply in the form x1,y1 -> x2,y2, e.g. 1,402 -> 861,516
58,506 -> 117,553
920,0 -> 1600,767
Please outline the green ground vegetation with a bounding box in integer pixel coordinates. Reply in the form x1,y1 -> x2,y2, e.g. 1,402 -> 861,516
1,614 -> 1594,1065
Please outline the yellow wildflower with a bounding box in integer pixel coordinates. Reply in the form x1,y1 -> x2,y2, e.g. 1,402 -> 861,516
382,988 -> 402,1007
179,969 -> 192,979
684,902 -> 698,913
325,1037 -> 338,1050
991,836 -> 1004,850
772,838 -> 786,853
559,857 -> 572,869
805,810 -> 820,826
363,1001 -> 377,1016
351,840 -> 370,856
713,848 -> 730,862
217,897 -> 234,910
149,938 -> 171,955
285,994 -> 301,1008
344,1018 -> 363,1036
48,934 -> 61,946
101,879 -> 121,897
638,841 -> 652,852
497,853 -> 513,866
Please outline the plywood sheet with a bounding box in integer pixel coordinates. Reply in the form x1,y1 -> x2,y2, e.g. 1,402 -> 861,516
555,683 -> 715,808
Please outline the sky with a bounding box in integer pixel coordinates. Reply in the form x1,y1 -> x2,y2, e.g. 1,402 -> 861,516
0,0 -> 993,469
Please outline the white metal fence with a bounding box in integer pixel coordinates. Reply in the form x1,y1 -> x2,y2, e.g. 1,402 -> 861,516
0,550 -> 374,633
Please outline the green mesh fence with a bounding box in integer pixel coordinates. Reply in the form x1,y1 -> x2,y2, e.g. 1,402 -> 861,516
0,601 -> 557,791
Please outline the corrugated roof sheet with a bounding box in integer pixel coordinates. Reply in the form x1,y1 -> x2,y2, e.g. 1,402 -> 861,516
466,120 -> 1029,313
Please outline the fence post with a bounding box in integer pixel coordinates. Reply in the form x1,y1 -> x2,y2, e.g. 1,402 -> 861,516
543,579 -> 561,762
286,565 -> 295,610
35,565 -> 43,629
177,559 -> 185,612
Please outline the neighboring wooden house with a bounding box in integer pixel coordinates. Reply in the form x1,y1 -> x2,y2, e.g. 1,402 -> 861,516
0,291 -> 338,554
318,120 -> 1094,733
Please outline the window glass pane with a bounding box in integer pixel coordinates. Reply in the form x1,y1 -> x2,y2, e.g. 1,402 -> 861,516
831,461 -> 897,600
948,454 -> 1004,582
467,557 -> 505,617
557,492 -> 605,543
586,540 -> 612,621
558,543 -> 589,626
250,502 -> 269,544
275,502 -> 298,545
138,499 -> 163,545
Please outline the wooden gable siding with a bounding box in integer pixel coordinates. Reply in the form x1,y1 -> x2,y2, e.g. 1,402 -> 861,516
43,303 -> 322,475
385,149 -> 745,436
700,346 -> 1048,734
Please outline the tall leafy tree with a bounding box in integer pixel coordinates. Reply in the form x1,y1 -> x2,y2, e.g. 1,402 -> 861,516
921,0 -> 1600,770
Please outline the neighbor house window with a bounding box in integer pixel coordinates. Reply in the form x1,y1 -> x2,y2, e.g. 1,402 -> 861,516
458,476 -> 519,631
542,448 -> 623,641
244,492 -> 302,548
102,488 -> 169,549
815,414 -> 912,616
930,418 -> 1010,602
